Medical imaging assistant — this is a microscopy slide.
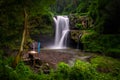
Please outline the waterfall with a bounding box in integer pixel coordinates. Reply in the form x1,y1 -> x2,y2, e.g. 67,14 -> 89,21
77,33 -> 83,51
53,16 -> 70,49
77,33 -> 82,49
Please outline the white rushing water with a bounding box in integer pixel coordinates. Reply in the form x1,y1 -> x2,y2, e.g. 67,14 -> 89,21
52,16 -> 70,49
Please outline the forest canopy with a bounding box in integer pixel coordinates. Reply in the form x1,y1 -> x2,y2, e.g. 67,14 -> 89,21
52,0 -> 120,34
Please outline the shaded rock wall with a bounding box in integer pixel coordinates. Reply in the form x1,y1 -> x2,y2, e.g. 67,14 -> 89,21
69,14 -> 91,30
69,30 -> 83,50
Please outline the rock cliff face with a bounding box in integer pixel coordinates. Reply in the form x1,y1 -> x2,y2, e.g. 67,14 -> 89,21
69,14 -> 92,30
70,30 -> 82,42
69,30 -> 83,49
68,14 -> 84,49
68,14 -> 93,49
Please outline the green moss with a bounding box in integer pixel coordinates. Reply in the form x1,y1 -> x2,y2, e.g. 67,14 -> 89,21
81,32 -> 120,56
91,56 -> 120,76
105,49 -> 120,58
76,23 -> 83,29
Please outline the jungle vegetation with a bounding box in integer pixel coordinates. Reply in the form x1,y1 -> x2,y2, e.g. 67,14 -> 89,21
0,0 -> 120,80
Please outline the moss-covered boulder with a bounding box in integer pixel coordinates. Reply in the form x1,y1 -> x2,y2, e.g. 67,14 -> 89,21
70,30 -> 82,43
69,14 -> 92,30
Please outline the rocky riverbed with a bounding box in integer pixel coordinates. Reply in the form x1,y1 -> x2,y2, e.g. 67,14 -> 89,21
22,49 -> 94,73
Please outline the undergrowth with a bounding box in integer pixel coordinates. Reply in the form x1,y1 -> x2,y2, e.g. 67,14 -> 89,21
0,51 -> 120,80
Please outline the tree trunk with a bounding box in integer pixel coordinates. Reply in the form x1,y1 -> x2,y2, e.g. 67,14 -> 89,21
12,9 -> 28,68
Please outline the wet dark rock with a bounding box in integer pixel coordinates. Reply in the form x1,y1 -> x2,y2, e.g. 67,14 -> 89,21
22,50 -> 74,73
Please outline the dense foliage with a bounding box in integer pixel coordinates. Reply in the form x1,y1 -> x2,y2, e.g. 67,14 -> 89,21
81,30 -> 120,57
0,0 -> 55,54
51,0 -> 91,14
0,54 -> 120,80
88,0 -> 120,34
0,0 -> 120,80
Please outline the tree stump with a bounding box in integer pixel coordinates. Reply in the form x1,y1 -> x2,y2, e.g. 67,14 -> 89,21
28,51 -> 39,66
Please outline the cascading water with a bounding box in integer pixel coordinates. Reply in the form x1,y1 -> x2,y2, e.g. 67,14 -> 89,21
52,16 -> 70,49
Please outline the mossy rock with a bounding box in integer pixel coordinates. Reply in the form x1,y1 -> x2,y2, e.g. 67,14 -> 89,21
70,30 -> 82,42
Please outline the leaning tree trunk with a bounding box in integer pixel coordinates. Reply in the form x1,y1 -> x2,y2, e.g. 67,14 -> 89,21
12,9 -> 28,68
